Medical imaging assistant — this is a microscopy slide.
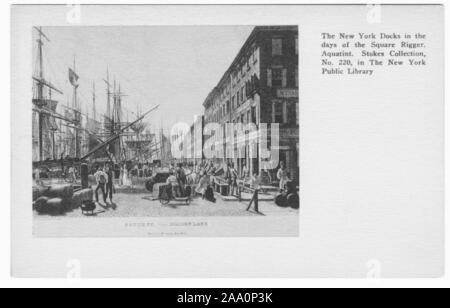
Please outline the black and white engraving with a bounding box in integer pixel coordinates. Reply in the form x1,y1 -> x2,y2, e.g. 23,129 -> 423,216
32,26 -> 299,236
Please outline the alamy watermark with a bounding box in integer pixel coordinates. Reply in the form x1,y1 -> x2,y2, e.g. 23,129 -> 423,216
170,120 -> 280,169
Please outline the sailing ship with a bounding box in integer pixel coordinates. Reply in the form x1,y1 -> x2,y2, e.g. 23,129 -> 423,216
32,27 -> 64,163
32,26 -> 88,167
32,26 -> 161,175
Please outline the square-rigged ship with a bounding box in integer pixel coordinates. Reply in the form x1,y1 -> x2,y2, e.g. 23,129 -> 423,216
32,27 -> 159,185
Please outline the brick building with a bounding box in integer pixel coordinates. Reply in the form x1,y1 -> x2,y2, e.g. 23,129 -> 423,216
201,26 -> 299,182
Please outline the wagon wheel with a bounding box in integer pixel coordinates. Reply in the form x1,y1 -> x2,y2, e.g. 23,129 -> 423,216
160,198 -> 170,205
159,190 -> 170,205
145,181 -> 154,192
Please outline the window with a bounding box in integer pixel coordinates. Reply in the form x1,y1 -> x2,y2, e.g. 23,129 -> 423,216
282,69 -> 287,88
236,90 -> 240,105
241,86 -> 245,102
272,103 -> 283,124
287,102 -> 297,125
272,68 -> 283,87
272,38 -> 282,56
251,106 -> 257,124
253,48 -> 258,63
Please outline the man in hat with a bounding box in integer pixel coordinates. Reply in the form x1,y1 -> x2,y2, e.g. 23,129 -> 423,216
94,166 -> 107,204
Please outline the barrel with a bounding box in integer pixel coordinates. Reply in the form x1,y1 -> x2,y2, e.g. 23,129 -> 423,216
287,193 -> 299,209
32,187 -> 40,201
33,186 -> 50,201
46,198 -> 65,215
34,196 -> 50,213
45,184 -> 74,200
274,193 -> 288,207
71,188 -> 94,209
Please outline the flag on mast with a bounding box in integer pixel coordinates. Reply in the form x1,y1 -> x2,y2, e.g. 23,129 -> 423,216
68,68 -> 79,88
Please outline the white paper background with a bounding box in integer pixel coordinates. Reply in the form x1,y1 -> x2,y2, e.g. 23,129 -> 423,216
11,4 -> 444,278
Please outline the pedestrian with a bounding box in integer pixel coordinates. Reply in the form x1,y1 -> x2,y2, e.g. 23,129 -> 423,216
131,164 -> 139,188
241,163 -> 249,179
34,167 -> 41,186
143,163 -> 149,177
263,163 -> 273,184
166,170 -> 179,198
195,169 -> 209,198
209,166 -> 217,187
228,163 -> 238,196
138,162 -> 143,178
224,163 -> 232,192
250,171 -> 261,190
205,160 -> 213,174
122,164 -> 132,187
60,152 -> 65,176
119,164 -> 124,186
187,168 -> 199,186
105,163 -> 114,204
68,165 -> 76,183
277,161 -> 289,192
94,166 -> 107,204
176,163 -> 187,196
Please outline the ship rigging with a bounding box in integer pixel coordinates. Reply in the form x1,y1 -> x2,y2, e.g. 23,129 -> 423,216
32,26 -> 160,173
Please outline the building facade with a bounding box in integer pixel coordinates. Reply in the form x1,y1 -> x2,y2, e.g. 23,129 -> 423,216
184,115 -> 204,166
201,26 -> 298,182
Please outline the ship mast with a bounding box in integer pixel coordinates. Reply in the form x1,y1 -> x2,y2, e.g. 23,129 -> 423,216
70,56 -> 81,158
37,29 -> 44,99
102,69 -> 129,162
114,82 -> 127,161
115,81 -> 121,160
106,68 -> 111,120
103,68 -> 113,139
92,80 -> 96,122
37,28 -> 45,161
33,27 -> 63,162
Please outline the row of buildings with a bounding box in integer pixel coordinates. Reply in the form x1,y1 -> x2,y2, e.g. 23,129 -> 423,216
181,26 -> 299,183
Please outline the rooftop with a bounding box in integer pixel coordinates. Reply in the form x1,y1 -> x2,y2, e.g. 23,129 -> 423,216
202,25 -> 298,108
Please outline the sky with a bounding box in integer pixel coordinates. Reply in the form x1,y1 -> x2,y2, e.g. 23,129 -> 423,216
34,26 -> 254,133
